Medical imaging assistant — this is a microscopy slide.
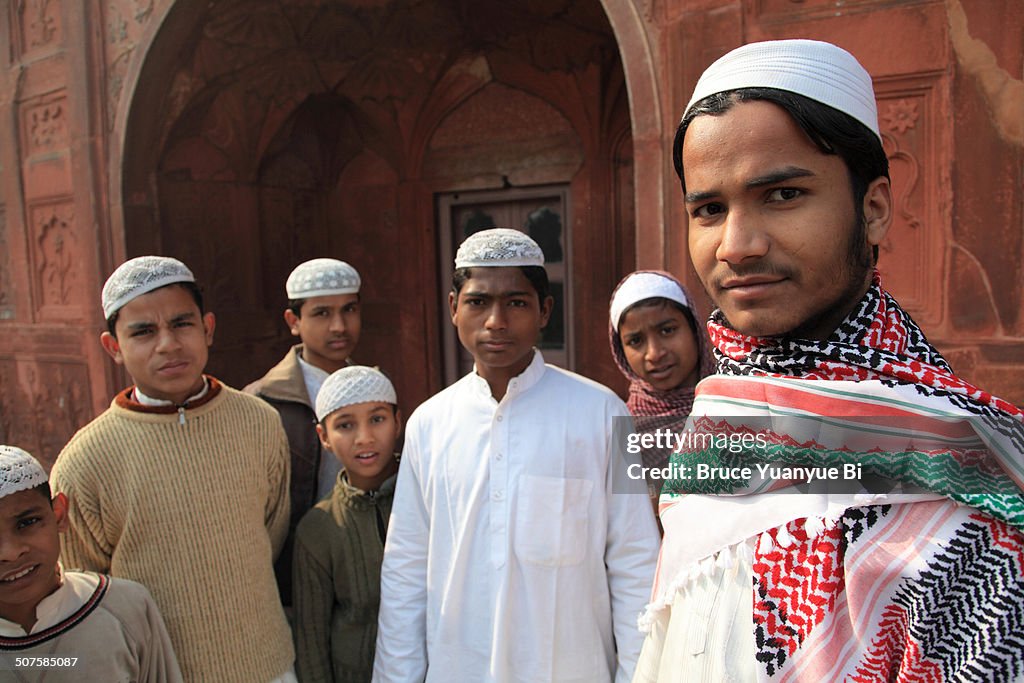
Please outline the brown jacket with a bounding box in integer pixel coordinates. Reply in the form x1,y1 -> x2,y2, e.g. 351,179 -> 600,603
244,344 -> 323,607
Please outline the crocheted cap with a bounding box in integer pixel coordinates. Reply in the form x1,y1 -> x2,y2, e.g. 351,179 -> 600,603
454,228 -> 545,269
684,39 -> 880,142
0,445 -> 48,500
102,256 -> 195,319
286,259 -> 361,299
610,272 -> 692,332
316,365 -> 397,422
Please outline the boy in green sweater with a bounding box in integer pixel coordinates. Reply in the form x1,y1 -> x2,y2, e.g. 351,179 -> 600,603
293,365 -> 401,683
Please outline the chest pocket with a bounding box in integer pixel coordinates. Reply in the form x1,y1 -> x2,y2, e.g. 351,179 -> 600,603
514,475 -> 593,567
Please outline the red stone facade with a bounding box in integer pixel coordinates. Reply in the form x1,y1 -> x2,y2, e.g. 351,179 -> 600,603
0,0 -> 1020,466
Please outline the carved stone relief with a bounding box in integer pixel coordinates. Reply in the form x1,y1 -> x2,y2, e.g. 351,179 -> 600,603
0,359 -> 92,469
28,200 -> 81,318
874,73 -> 949,328
17,0 -> 61,55
21,95 -> 68,156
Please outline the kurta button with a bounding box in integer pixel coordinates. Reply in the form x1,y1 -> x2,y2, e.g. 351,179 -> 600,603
493,490 -> 503,500
496,415 -> 503,422
496,453 -> 503,461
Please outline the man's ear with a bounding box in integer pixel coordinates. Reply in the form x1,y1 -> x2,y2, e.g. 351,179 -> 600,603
100,331 -> 124,365
283,309 -> 301,337
863,176 -> 893,248
202,312 -> 216,346
51,492 -> 69,533
448,291 -> 458,324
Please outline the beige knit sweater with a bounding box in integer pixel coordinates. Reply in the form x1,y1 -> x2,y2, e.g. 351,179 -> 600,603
50,380 -> 294,683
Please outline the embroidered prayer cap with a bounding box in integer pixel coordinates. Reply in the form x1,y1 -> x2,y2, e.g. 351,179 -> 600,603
0,445 -> 48,500
286,259 -> 361,300
684,39 -> 881,142
610,272 -> 692,332
454,228 -> 545,269
316,365 -> 397,422
102,256 -> 196,319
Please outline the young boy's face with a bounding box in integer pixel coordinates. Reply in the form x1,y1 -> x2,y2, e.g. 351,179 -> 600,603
100,284 -> 215,404
448,267 -> 552,384
317,401 -> 401,491
284,294 -> 361,373
0,489 -> 68,630
618,302 -> 700,392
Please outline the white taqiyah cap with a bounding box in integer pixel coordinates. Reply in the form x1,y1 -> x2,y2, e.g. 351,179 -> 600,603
684,39 -> 881,141
454,228 -> 545,269
102,256 -> 195,319
610,272 -> 691,331
0,445 -> 48,500
286,259 -> 361,299
316,365 -> 397,422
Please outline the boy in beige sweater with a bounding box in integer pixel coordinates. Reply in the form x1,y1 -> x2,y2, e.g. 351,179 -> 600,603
293,366 -> 401,683
0,445 -> 182,682
50,256 -> 295,682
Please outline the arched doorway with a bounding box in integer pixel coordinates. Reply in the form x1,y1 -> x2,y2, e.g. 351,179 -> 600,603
118,0 -> 646,406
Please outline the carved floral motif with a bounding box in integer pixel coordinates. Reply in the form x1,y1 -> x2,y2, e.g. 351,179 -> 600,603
31,202 -> 79,310
24,100 -> 67,152
883,99 -> 920,135
22,0 -> 60,50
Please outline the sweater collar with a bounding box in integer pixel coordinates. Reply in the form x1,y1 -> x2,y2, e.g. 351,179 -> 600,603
115,375 -> 223,414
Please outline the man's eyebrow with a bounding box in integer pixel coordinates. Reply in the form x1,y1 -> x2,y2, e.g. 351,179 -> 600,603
124,320 -> 156,331
746,166 -> 815,188
170,311 -> 198,322
684,166 -> 816,204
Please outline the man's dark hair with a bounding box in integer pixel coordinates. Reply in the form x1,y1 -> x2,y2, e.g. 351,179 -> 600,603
673,88 -> 889,262
451,266 -> 550,305
105,281 -> 205,336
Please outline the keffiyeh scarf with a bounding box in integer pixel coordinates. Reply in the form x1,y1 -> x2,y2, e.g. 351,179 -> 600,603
648,273 -> 1024,681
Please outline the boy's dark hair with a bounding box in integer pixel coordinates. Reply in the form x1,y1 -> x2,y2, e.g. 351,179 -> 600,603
620,297 -> 698,338
673,88 -> 889,262
451,266 -> 550,305
287,293 -> 361,318
105,281 -> 205,336
31,481 -> 53,504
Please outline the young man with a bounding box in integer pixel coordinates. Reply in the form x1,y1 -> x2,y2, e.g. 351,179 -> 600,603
374,229 -> 660,683
636,40 -> 1024,681
0,445 -> 182,682
50,256 -> 295,683
245,258 -> 361,608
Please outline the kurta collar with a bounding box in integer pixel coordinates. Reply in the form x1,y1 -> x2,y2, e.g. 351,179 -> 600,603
469,348 -> 546,402
0,568 -> 100,637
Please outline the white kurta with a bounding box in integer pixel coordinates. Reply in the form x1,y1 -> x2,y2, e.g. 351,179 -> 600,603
373,351 -> 660,683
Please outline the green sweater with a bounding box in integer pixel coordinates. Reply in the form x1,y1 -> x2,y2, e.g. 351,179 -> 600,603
51,380 -> 294,683
293,469 -> 397,683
